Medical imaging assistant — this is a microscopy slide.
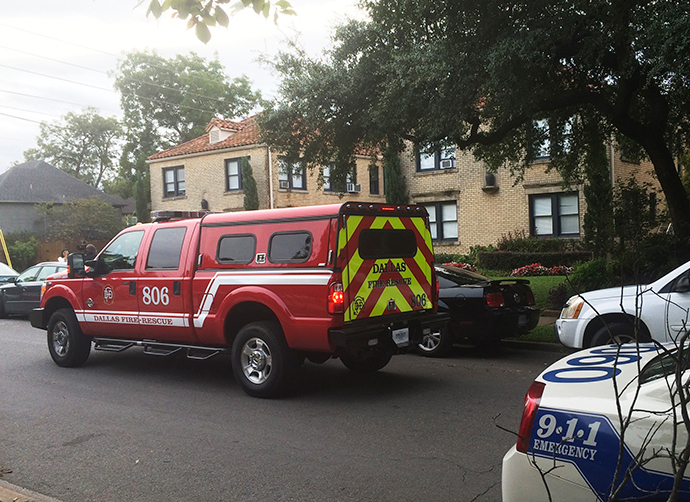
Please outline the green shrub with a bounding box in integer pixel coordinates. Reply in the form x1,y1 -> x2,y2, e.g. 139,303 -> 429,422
477,251 -> 593,271
7,235 -> 40,272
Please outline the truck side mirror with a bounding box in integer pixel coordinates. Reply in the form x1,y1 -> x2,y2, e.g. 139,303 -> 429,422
68,253 -> 86,279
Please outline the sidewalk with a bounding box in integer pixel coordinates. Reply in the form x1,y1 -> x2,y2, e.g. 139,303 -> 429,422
0,480 -> 62,502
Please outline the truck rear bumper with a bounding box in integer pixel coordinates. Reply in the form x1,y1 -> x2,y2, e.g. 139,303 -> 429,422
328,312 -> 450,353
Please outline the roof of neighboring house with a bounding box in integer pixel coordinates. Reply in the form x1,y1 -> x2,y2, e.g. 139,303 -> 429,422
0,159 -> 127,207
148,115 -> 261,161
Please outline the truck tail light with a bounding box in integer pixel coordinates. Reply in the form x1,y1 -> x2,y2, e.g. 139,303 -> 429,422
516,381 -> 545,453
328,282 -> 344,314
486,292 -> 505,307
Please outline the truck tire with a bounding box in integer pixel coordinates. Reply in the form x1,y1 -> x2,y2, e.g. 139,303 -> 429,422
416,326 -> 453,357
340,350 -> 392,373
590,322 -> 639,347
47,308 -> 91,367
0,298 -> 6,319
231,321 -> 298,398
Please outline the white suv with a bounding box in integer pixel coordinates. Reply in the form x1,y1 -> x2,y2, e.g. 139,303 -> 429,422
556,260 -> 690,348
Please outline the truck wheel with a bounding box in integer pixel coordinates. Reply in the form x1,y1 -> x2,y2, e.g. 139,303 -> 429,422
47,308 -> 91,367
231,321 -> 298,398
416,326 -> 453,357
590,322 -> 639,347
340,350 -> 392,373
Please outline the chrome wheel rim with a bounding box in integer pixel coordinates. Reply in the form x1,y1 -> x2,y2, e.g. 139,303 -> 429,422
418,331 -> 442,352
240,337 -> 272,384
51,320 -> 70,357
611,334 -> 635,345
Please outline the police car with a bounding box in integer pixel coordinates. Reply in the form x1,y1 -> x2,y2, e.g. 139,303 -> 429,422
502,343 -> 690,501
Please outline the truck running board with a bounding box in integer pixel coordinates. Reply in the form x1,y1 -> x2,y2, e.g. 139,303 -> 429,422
93,338 -> 228,360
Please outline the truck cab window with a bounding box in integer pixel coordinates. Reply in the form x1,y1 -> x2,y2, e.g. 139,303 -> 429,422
101,230 -> 145,271
146,227 -> 187,269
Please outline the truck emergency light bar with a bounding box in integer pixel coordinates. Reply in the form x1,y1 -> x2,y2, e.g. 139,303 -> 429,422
150,210 -> 211,222
343,203 -> 425,213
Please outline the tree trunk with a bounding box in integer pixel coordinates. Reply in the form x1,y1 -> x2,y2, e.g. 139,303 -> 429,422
644,136 -> 690,255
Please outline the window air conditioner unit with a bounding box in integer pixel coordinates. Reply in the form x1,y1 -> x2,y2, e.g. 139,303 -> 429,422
440,159 -> 455,169
279,180 -> 290,189
346,183 -> 361,193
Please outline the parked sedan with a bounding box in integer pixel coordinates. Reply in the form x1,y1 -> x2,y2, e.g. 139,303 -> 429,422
0,262 -> 66,317
502,342 -> 690,501
0,262 -> 18,284
556,259 -> 690,348
417,265 -> 540,356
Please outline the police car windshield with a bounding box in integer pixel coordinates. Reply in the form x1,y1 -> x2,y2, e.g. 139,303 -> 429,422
639,346 -> 690,384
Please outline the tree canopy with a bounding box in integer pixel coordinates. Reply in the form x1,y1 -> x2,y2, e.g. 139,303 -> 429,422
261,0 -> 690,247
112,50 -> 264,220
142,0 -> 295,43
23,107 -> 122,188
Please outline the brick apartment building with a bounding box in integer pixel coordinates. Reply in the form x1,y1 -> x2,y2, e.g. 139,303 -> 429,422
148,115 -> 663,255
147,116 -> 385,215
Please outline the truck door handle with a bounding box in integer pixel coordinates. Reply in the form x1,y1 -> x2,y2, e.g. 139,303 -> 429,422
129,281 -> 136,295
173,281 -> 181,296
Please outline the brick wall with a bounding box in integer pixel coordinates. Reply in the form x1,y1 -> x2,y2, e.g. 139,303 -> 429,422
149,147 -> 384,213
400,142 -> 664,255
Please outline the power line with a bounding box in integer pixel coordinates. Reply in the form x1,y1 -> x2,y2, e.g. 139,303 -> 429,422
0,45 -> 109,75
0,112 -> 42,124
0,104 -> 62,119
0,88 -> 113,110
0,63 -> 114,93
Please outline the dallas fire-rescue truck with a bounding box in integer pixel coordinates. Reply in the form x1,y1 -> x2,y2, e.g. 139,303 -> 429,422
31,202 -> 447,397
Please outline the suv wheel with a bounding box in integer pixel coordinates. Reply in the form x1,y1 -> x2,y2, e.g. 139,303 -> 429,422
47,308 -> 91,367
231,321 -> 298,398
590,322 -> 641,346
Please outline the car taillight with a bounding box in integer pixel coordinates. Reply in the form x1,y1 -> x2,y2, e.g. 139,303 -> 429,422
486,292 -> 505,307
526,290 -> 535,305
516,381 -> 545,453
328,282 -> 344,314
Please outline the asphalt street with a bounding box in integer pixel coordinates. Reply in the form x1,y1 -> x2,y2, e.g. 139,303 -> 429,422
0,317 -> 566,502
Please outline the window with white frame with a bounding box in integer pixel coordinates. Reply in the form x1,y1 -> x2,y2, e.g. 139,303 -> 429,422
278,159 -> 306,190
163,166 -> 185,198
530,192 -> 580,237
423,201 -> 458,241
225,157 -> 244,191
417,143 -> 456,171
323,164 -> 355,192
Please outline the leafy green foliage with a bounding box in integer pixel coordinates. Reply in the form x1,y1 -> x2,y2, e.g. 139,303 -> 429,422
23,107 -> 122,188
241,157 -> 260,210
4,234 -> 40,272
262,0 -> 690,250
112,51 -> 263,221
34,197 -> 123,243
141,0 -> 295,43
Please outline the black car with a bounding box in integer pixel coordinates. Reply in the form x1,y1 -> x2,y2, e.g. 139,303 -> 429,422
0,262 -> 67,317
417,265 -> 540,356
0,262 -> 19,285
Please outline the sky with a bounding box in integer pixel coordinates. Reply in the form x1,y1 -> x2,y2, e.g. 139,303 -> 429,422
0,0 -> 364,173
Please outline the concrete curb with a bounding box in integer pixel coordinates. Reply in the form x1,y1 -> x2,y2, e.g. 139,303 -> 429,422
501,338 -> 574,353
0,480 -> 62,502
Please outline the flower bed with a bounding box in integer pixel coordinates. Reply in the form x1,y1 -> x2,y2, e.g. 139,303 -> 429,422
510,262 -> 572,277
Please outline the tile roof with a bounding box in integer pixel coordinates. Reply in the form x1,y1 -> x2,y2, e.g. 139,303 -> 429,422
0,159 -> 127,207
148,115 -> 261,161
